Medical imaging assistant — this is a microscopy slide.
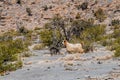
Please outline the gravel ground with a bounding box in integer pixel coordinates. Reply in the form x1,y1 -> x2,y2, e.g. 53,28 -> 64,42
0,45 -> 120,80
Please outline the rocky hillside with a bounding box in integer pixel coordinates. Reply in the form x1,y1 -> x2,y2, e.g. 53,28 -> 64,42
0,0 -> 120,32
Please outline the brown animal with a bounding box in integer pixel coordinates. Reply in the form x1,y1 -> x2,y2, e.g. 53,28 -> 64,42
63,40 -> 84,53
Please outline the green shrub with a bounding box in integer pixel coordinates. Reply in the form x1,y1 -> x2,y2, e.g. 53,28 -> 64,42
108,43 -> 119,51
80,25 -> 105,41
34,27 -> 42,30
101,39 -> 114,47
0,37 -> 28,74
0,29 -> 33,74
112,29 -> 120,38
40,29 -> 53,46
69,23 -> 105,52
22,51 -> 33,57
70,19 -> 94,38
33,44 -> 45,50
40,29 -> 61,46
114,46 -> 120,57
111,19 -> 120,26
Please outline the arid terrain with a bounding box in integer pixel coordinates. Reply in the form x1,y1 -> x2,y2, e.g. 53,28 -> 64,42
0,45 -> 120,80
0,0 -> 120,80
0,0 -> 120,32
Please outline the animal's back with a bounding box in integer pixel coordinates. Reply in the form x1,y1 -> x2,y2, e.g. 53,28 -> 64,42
66,43 -> 83,53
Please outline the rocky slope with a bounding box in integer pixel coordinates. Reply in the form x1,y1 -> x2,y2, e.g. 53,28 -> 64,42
0,0 -> 120,33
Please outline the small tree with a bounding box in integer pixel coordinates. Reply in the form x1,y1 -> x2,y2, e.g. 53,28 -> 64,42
40,15 -> 67,55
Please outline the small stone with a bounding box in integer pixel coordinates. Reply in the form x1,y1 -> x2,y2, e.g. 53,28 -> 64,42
47,67 -> 51,69
27,68 -> 30,70
97,61 -> 102,64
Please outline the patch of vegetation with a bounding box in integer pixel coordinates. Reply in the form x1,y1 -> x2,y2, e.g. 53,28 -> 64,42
22,51 -> 33,57
112,29 -> 120,38
69,24 -> 105,52
0,60 -> 23,76
0,30 -> 31,74
114,47 -> 120,57
100,35 -> 113,46
33,44 -> 45,50
69,19 -> 94,38
111,19 -> 120,26
78,25 -> 105,52
94,8 -> 106,22
34,27 -> 42,31
99,28 -> 120,57
39,29 -> 53,46
0,39 -> 24,74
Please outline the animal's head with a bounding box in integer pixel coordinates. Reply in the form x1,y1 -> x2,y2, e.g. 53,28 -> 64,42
62,40 -> 68,47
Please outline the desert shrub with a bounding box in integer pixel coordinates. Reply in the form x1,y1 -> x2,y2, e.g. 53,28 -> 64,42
39,29 -> 53,46
70,19 -> 94,38
94,8 -> 106,22
112,29 -> 120,38
34,27 -> 42,30
114,46 -> 120,57
72,25 -> 105,52
0,60 -> 22,74
112,25 -> 120,30
40,29 -> 62,46
111,19 -> 120,30
106,38 -> 120,57
111,19 -> 120,26
0,32 -> 29,74
33,44 -> 45,50
22,51 -> 32,57
80,25 -> 105,41
100,38 -> 114,47
114,37 -> 120,44
0,39 -> 24,74
83,41 -> 94,52
108,43 -> 119,51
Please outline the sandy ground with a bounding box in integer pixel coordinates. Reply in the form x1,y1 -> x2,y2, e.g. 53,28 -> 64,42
0,45 -> 120,80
